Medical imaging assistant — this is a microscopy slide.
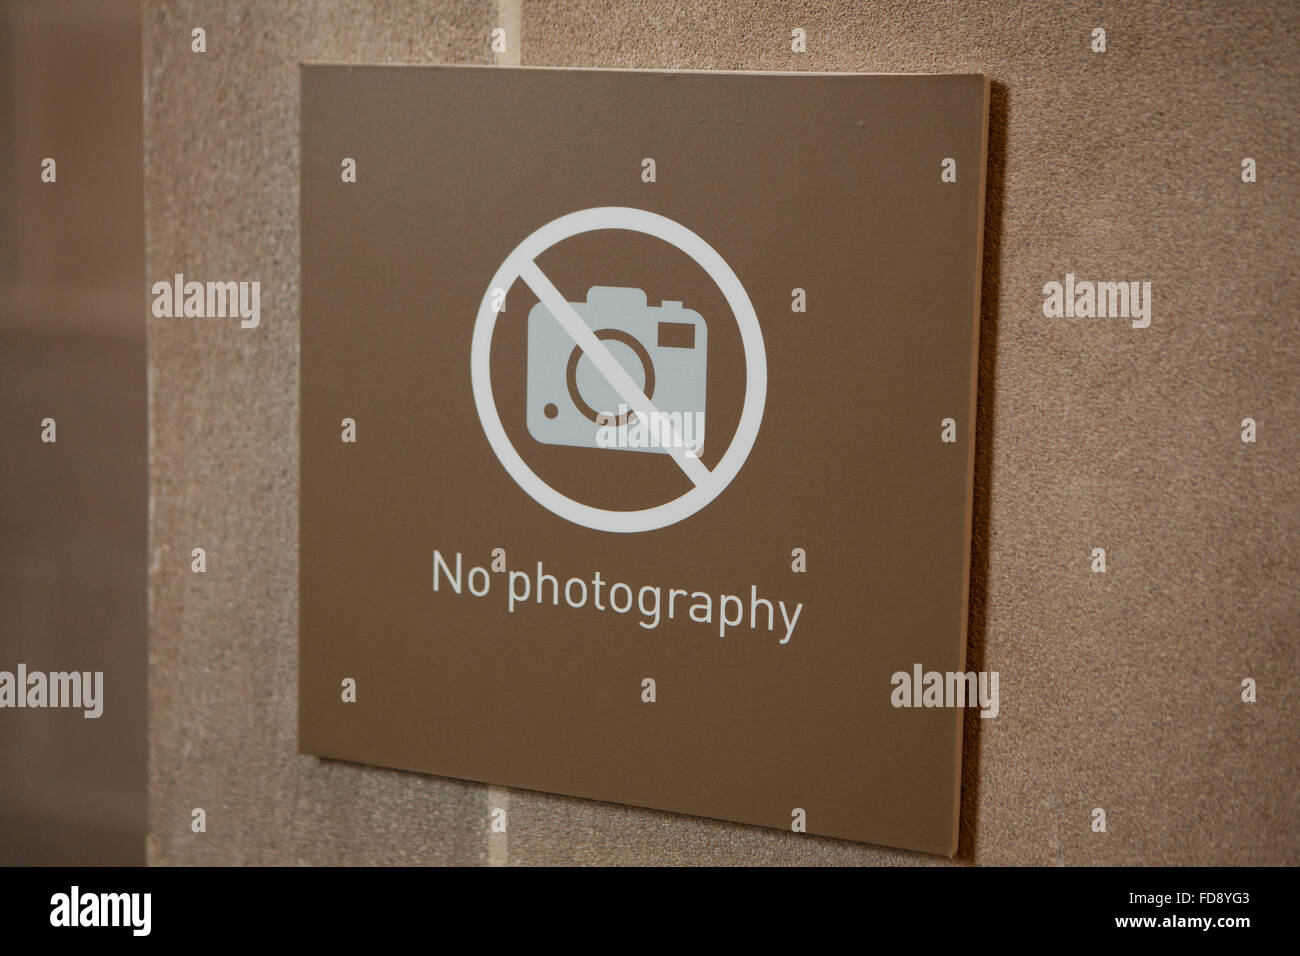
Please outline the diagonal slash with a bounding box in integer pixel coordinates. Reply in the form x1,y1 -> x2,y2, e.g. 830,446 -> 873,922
517,259 -> 711,486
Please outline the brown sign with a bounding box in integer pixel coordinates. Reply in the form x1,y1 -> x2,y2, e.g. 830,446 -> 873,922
300,65 -> 988,854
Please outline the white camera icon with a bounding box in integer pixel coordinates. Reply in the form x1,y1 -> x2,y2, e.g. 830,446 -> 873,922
526,286 -> 707,456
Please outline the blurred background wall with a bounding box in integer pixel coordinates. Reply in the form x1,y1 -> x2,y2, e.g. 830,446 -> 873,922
0,0 -> 146,865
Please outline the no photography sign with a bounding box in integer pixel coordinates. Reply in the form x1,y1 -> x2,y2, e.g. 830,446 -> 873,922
300,64 -> 988,854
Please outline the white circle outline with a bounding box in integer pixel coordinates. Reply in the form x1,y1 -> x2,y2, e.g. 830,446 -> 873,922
471,207 -> 766,533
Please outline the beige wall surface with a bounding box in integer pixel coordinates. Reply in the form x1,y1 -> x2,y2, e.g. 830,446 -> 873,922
145,0 -> 1299,865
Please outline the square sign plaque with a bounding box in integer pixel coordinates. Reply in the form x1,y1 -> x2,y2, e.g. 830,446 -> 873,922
300,65 -> 988,855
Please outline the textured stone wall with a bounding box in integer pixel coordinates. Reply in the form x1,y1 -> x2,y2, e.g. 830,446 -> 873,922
146,0 -> 1299,865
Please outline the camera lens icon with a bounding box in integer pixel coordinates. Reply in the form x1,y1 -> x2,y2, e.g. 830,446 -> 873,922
526,286 -> 707,456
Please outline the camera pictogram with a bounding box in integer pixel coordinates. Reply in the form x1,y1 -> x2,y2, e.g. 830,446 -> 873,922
526,286 -> 708,456
472,206 -> 765,533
